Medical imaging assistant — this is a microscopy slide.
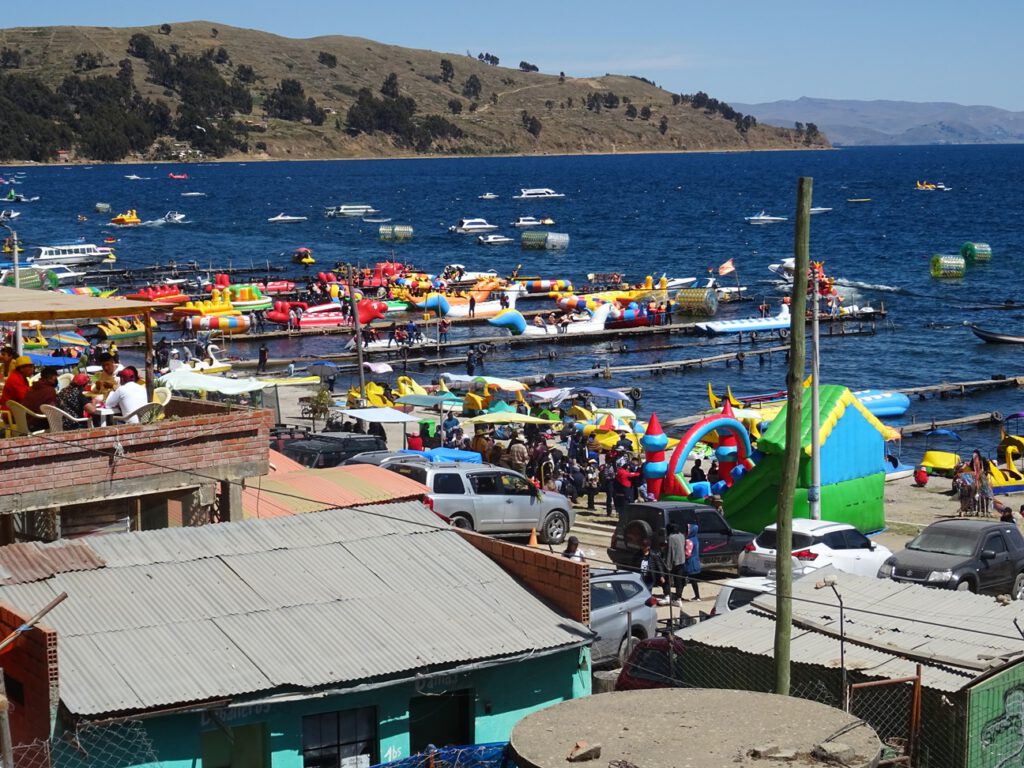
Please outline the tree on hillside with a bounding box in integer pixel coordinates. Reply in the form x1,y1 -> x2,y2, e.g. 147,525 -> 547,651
625,103 -> 637,119
381,72 -> 399,98
73,52 -> 103,73
211,28 -> 219,38
265,78 -> 308,121
448,98 -> 462,114
159,24 -> 172,35
116,59 -> 134,89
519,61 -> 539,73
659,116 -> 668,135
640,105 -> 651,121
462,74 -> 481,100
127,33 -> 156,60
440,58 -> 454,83
318,51 -> 337,69
235,64 -> 256,84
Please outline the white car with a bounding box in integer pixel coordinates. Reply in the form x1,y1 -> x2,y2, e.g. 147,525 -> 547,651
738,519 -> 891,578
707,576 -> 779,619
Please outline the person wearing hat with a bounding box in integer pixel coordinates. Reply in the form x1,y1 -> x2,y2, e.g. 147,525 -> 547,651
562,535 -> 585,562
23,366 -> 60,418
104,366 -> 148,423
57,372 -> 99,430
0,355 -> 34,411
0,345 -> 15,380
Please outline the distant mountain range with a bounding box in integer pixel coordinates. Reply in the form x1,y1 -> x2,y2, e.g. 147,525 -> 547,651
731,97 -> 1024,146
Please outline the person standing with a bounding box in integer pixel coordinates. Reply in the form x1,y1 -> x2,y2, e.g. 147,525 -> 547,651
583,459 -> 600,510
613,462 -> 640,516
562,536 -> 586,562
689,458 -> 707,485
257,343 -> 269,373
468,295 -> 476,317
438,318 -> 451,343
682,523 -> 702,601
666,524 -> 687,607
633,538 -> 669,599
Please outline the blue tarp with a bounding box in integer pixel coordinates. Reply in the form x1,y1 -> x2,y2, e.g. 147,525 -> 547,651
26,353 -> 80,367
424,447 -> 483,463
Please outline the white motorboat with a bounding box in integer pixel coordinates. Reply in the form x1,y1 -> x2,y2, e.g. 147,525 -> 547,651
478,192 -> 499,200
768,257 -> 796,282
4,192 -> 39,203
0,210 -> 20,222
181,192 -> 206,197
325,204 -> 379,218
27,242 -> 115,267
511,216 -> 555,228
809,206 -> 833,215
745,210 -> 788,224
124,174 -> 149,180
662,276 -> 698,290
694,277 -> 748,301
164,211 -> 185,223
268,213 -> 308,223
442,264 -> 500,282
513,188 -> 565,200
36,264 -> 85,284
478,234 -> 514,246
448,218 -> 498,234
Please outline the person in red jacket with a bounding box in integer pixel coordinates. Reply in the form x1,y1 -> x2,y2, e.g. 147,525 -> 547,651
613,461 -> 640,517
0,356 -> 34,411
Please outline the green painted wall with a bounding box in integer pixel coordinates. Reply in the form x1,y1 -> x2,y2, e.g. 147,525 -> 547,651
125,647 -> 590,768
967,662 -> 1024,767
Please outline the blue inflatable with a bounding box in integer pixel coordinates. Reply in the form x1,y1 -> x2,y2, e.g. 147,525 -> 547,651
415,293 -> 450,316
488,309 -> 528,335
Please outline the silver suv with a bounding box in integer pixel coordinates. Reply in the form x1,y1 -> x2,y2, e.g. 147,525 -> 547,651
386,461 -> 575,544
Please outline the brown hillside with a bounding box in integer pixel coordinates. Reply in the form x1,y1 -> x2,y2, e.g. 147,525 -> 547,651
0,21 -> 830,160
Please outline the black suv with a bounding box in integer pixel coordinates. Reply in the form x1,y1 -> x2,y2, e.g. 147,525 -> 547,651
607,501 -> 755,570
879,519 -> 1024,597
277,434 -> 387,468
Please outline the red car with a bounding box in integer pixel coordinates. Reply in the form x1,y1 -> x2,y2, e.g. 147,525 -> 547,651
614,636 -> 687,691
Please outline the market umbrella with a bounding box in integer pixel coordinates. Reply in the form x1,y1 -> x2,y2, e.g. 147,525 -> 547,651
49,331 -> 90,347
307,361 -> 338,378
465,411 -> 558,425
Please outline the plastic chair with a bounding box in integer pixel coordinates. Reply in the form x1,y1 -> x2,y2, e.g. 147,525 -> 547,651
113,402 -> 164,425
40,404 -> 89,433
7,401 -> 46,436
57,373 -> 74,390
152,386 -> 171,406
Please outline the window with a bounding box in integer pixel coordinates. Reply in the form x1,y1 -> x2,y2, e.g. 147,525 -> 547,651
695,510 -> 729,534
590,580 -> 618,610
727,588 -> 762,611
433,473 -> 465,494
500,473 -> 533,495
469,474 -> 502,495
756,530 -> 814,550
303,707 -> 377,768
985,533 -> 1008,554
388,464 -> 427,484
842,529 -> 873,550
821,531 -> 848,550
616,580 -> 643,601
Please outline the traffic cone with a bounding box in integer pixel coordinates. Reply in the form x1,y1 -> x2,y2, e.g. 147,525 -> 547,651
528,528 -> 539,548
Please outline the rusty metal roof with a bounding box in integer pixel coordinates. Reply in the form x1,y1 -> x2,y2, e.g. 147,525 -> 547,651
0,540 -> 105,585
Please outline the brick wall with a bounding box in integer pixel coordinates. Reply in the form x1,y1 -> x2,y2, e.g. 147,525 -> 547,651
0,406 -> 273,514
455,530 -> 589,624
0,603 -> 57,744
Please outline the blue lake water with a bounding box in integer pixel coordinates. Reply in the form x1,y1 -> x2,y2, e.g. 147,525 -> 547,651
4,145 -> 1023,450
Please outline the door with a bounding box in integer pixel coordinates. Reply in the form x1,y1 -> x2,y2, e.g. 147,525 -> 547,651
201,723 -> 268,768
841,529 -> 883,577
499,471 -> 538,530
589,578 -> 624,662
409,690 -> 473,752
467,472 -> 507,531
978,532 -> 1013,592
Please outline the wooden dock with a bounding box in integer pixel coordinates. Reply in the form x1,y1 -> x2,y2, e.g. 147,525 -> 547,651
897,376 -> 1024,399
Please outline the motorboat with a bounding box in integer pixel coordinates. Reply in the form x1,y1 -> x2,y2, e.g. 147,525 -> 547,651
478,192 -> 499,200
325,204 -> 379,218
745,210 -> 788,224
168,172 -> 189,180
37,264 -> 85,285
916,180 -> 952,192
27,242 -> 115,267
124,174 -> 148,180
181,192 -> 206,197
268,213 -> 308,223
448,218 -> 498,234
511,216 -> 554,228
0,210 -> 19,222
513,188 -> 564,200
809,206 -> 833,215
163,211 -> 185,223
768,257 -> 796,282
362,217 -> 391,223
5,191 -> 39,203
110,209 -> 141,226
441,264 -> 500,283
695,277 -> 748,301
478,234 -> 514,246
662,276 -> 697,290
965,323 -> 1024,344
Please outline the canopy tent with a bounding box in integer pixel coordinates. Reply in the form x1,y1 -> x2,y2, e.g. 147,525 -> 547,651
338,407 -> 421,424
395,393 -> 461,408
466,411 -> 558,425
27,353 -> 81,367
573,386 -> 631,401
441,373 -> 529,392
158,368 -> 267,395
0,285 -> 165,320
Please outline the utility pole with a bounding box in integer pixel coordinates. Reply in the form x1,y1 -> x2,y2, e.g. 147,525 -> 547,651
774,176 -> 812,696
346,265 -> 367,406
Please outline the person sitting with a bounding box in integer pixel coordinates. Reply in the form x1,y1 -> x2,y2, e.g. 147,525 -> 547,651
92,352 -> 119,397
57,372 -> 98,429
533,315 -> 545,328
0,356 -> 34,411
104,367 -> 148,423
23,366 -> 60,420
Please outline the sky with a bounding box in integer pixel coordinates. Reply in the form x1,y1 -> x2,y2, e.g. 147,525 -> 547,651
8,1 -> 1024,111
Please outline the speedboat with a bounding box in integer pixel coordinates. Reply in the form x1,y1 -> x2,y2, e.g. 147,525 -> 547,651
28,243 -> 115,267
809,206 -> 832,215
478,234 -> 514,246
745,210 -> 788,224
181,192 -> 206,197
168,172 -> 189,180
163,211 -> 185,223
694,277 -> 748,301
5,191 -> 39,203
448,218 -> 498,234
916,180 -> 952,192
965,323 -> 1024,344
268,213 -> 308,223
768,257 -> 796,282
511,216 -> 552,228
441,264 -> 500,282
513,188 -> 564,200
325,204 -> 379,218
0,210 -> 20,222
110,209 -> 141,226
478,192 -> 499,200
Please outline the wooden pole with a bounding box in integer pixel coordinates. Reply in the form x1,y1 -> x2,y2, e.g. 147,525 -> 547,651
143,309 -> 155,401
774,176 -> 812,696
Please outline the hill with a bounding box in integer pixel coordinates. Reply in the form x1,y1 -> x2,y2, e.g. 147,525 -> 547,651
731,96 -> 1024,146
0,21 -> 828,162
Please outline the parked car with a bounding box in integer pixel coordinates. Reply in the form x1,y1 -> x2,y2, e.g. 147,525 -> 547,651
343,450 -> 429,467
277,434 -> 387,468
878,519 -> 1024,597
614,636 -> 687,691
590,569 -> 659,667
738,519 -> 891,578
707,576 -> 779,619
607,501 -> 754,570
385,461 -> 574,544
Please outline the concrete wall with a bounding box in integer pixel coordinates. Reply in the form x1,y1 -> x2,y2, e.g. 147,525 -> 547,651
130,647 -> 590,768
0,405 -> 272,514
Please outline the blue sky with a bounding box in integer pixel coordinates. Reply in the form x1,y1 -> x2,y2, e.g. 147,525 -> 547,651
9,1 -> 1024,110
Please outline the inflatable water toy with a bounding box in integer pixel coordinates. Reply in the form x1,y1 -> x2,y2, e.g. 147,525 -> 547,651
194,315 -> 252,335
489,303 -> 612,336
919,429 -> 962,477
292,247 -> 315,265
126,285 -> 191,304
696,305 -> 790,335
110,209 -> 141,226
97,315 -> 153,340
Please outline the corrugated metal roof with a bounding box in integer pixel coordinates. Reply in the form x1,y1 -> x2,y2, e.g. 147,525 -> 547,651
751,567 -> 1024,674
0,540 -> 105,585
679,607 -> 972,693
242,464 -> 430,518
0,503 -> 588,716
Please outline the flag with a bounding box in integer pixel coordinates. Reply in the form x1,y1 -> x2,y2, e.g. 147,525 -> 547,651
718,259 -> 736,276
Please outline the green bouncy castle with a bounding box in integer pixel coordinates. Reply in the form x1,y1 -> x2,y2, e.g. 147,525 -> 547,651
721,385 -> 889,534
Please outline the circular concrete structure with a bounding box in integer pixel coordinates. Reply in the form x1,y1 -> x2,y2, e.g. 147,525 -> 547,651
510,688 -> 882,768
